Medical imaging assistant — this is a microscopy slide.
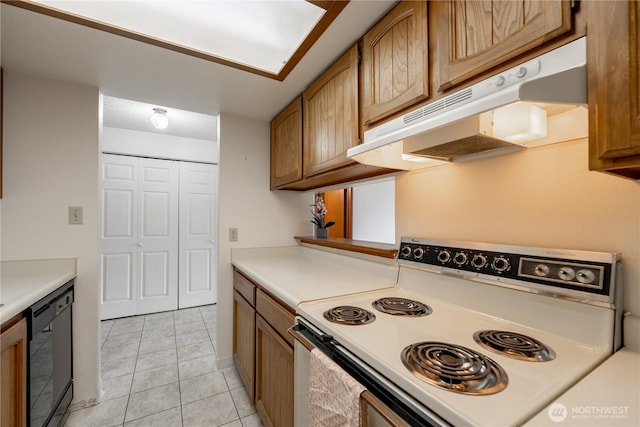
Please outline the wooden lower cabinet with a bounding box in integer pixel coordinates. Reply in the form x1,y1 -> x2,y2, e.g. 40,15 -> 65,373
255,315 -> 294,427
1,316 -> 27,427
232,290 -> 256,401
232,270 -> 295,427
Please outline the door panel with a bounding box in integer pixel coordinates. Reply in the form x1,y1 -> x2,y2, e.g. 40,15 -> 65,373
101,155 -> 138,319
103,190 -> 134,237
140,251 -> 170,297
179,162 -> 217,308
102,253 -> 133,302
141,192 -> 171,236
137,159 -> 179,315
187,249 -> 211,292
188,194 -> 211,235
102,252 -> 136,319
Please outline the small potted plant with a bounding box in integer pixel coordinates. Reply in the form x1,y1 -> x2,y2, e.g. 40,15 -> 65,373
310,196 -> 335,238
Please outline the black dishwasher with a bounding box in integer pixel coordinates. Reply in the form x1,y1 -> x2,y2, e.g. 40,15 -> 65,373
28,279 -> 74,427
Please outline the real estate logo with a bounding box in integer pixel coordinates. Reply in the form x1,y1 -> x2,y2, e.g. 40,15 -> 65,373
548,403 -> 568,423
547,403 -> 631,423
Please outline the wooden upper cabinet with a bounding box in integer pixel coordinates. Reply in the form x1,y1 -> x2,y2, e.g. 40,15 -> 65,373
588,1 -> 640,179
362,1 -> 429,125
303,44 -> 359,178
435,0 -> 573,91
270,96 -> 303,189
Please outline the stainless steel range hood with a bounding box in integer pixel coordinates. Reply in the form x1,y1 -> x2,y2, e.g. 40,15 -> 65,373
348,37 -> 588,170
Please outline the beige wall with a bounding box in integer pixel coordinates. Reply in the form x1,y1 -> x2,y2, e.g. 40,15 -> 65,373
1,72 -> 101,406
396,138 -> 640,315
216,112 -> 310,365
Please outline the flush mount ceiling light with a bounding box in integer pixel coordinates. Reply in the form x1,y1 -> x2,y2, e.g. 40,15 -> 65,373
8,0 -> 349,80
150,108 -> 169,130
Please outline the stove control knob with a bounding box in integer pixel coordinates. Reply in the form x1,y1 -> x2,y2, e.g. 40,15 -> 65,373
453,252 -> 468,266
471,254 -> 487,268
534,264 -> 550,277
400,246 -> 412,257
492,256 -> 510,272
558,267 -> 576,281
577,269 -> 596,284
437,250 -> 451,263
413,247 -> 425,259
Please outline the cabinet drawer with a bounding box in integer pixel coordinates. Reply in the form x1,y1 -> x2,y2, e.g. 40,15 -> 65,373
233,269 -> 256,307
256,289 -> 295,347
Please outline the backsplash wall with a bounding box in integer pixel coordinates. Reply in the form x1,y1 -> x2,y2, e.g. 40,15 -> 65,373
395,138 -> 640,315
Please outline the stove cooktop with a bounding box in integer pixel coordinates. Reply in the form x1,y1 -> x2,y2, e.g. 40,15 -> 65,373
297,237 -> 621,426
298,280 -> 614,426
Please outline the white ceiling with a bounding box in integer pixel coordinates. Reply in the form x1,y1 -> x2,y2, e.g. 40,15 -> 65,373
1,1 -> 396,130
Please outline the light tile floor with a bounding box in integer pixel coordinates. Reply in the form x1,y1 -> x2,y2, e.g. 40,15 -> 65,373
65,305 -> 263,427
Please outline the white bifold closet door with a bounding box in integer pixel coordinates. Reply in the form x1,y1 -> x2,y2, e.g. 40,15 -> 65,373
101,154 -> 216,320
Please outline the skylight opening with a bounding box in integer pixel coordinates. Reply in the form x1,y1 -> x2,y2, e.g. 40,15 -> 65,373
27,0 -> 331,77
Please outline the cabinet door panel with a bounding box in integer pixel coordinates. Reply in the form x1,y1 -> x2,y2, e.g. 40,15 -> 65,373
233,290 -> 256,401
363,1 -> 428,125
436,0 -> 572,91
1,317 -> 27,427
303,44 -> 359,177
588,0 -> 640,178
271,96 -> 303,189
255,315 -> 294,427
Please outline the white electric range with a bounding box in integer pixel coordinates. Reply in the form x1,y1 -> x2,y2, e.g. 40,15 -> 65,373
295,237 -> 622,426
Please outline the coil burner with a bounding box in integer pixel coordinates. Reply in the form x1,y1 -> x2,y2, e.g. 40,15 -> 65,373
401,341 -> 508,395
372,297 -> 432,317
474,330 -> 556,362
323,306 -> 376,325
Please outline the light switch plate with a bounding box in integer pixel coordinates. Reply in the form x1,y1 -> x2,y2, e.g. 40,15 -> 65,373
69,206 -> 83,225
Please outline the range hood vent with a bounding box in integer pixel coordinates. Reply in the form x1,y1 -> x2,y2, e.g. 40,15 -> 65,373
405,88 -> 473,125
412,135 -> 516,162
348,37 -> 588,170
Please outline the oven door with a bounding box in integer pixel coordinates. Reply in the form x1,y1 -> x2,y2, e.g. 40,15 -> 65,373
290,317 -> 449,427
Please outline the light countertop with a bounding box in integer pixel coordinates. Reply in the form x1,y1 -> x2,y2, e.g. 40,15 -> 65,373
1,258 -> 77,324
231,245 -> 398,309
524,314 -> 640,426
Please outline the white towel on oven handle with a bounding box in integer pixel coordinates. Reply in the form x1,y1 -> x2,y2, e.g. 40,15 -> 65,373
309,347 -> 367,427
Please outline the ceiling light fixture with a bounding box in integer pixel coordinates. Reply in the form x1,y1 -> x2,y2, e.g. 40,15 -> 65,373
150,108 -> 169,129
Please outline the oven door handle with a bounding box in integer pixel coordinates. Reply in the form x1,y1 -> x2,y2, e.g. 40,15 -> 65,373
288,325 -> 315,352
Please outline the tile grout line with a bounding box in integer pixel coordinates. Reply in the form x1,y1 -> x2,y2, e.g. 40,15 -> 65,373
176,310 -> 185,427
120,314 -> 144,426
